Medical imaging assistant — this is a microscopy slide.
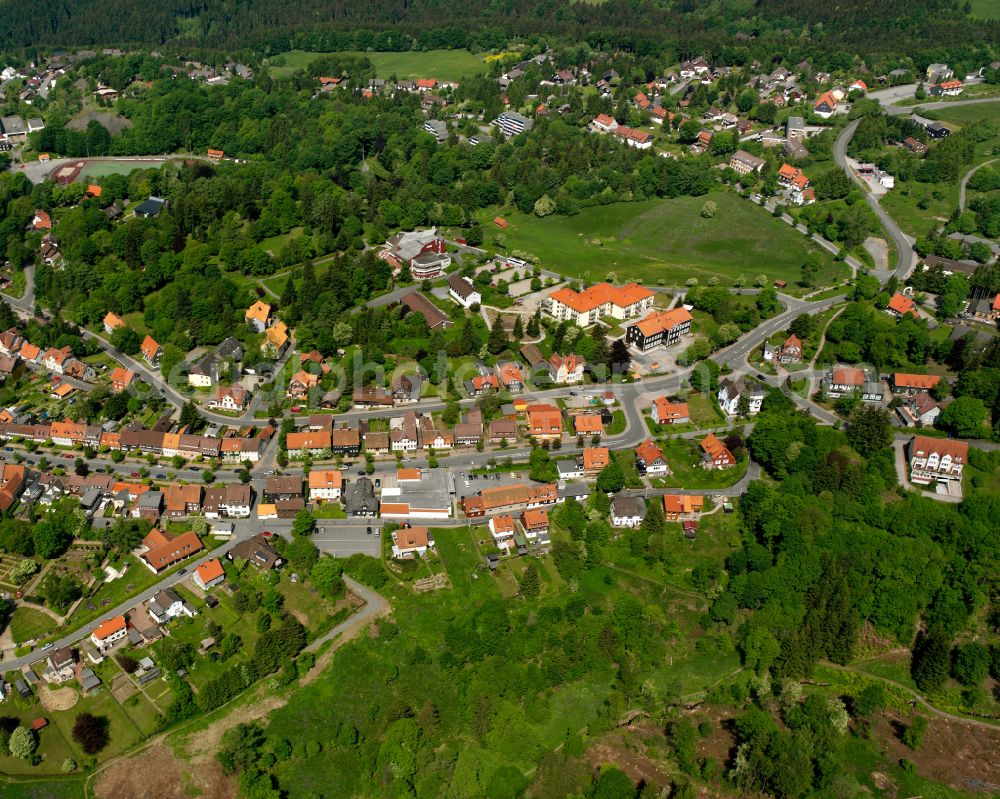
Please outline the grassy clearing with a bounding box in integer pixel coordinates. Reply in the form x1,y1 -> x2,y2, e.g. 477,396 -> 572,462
970,0 -> 1000,17
485,193 -> 845,289
269,49 -> 487,81
8,607 -> 59,644
0,779 -> 85,799
650,438 -> 749,490
78,160 -> 180,181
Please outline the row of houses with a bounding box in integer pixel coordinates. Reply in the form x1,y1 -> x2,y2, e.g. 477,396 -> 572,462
0,419 -> 273,462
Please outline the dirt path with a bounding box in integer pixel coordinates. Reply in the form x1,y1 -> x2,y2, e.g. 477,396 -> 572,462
959,157 -> 999,211
821,660 -> 1000,731
90,576 -> 391,799
808,305 -> 846,369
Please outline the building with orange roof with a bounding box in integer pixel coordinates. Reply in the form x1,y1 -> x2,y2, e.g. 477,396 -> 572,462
90,615 -> 128,649
549,353 -> 585,384
699,432 -> 735,470
140,335 -> 161,367
930,79 -> 963,97
140,530 -> 203,573
0,462 -> 25,513
583,447 -> 610,472
308,470 -> 343,502
103,312 -> 126,334
32,209 -> 52,230
574,412 -> 604,435
286,430 -> 331,456
635,438 -> 669,476
545,282 -> 655,327
488,513 -> 516,548
528,404 -> 563,440
813,91 -> 837,118
164,483 -> 202,517
890,373 -> 940,396
51,382 -> 75,400
207,148 -> 225,160
908,435 -> 967,485
652,398 -> 690,425
625,307 -> 693,351
778,334 -> 803,364
461,483 -> 557,517
777,163 -> 801,184
288,370 -> 319,399
245,300 -> 271,332
263,320 -> 289,356
193,558 -> 226,590
110,366 -> 135,392
886,292 -> 918,319
520,508 -> 550,544
663,494 -> 704,519
391,526 -> 434,557
496,362 -> 524,392
86,184 -> 102,197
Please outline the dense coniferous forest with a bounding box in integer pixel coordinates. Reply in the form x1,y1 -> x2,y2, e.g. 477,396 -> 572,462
0,0 -> 997,64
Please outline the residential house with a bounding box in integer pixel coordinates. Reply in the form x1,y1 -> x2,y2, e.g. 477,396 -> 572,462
344,477 -> 378,517
331,428 -> 361,456
447,274 -> 481,308
488,418 -> 518,445
717,376 -> 765,416
209,384 -> 249,412
493,111 -> 534,138
520,508 -> 550,545
140,530 -> 203,573
110,367 -> 135,393
890,373 -> 941,396
193,558 -> 226,590
930,80 -> 963,97
496,361 -> 525,393
229,535 -> 282,569
778,334 -> 803,364
285,430 -> 333,458
886,292 -> 919,319
897,392 -> 942,427
245,300 -> 271,332
308,470 -> 343,503
203,485 -> 252,518
652,398 -> 690,425
262,321 -> 289,358
265,475 -> 303,502
624,308 -> 693,351
352,386 -> 394,409
908,435 -> 966,485
549,353 -> 584,384
700,432 -> 736,470
583,447 -> 610,473
103,312 -> 126,335
461,483 -> 557,517
147,588 -> 196,624
391,526 -> 434,558
289,370 -> 319,400
140,336 -> 161,368
903,136 -> 929,155
573,412 -> 604,436
635,439 -> 670,476
611,496 -> 646,528
44,646 -> 76,684
164,484 -> 201,518
813,91 -> 837,118
391,373 -> 423,405
489,514 -> 516,552
823,367 -> 884,402
90,615 -> 128,650
527,403 -> 563,441
663,494 -> 704,520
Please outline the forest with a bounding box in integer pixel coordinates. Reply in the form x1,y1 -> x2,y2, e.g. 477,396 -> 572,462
0,0 -> 997,72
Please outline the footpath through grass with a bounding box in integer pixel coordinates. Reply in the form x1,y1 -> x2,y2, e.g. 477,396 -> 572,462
486,193 -> 845,289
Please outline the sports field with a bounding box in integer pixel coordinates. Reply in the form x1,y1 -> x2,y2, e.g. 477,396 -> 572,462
269,49 -> 487,80
78,159 -> 179,180
487,193 -> 846,288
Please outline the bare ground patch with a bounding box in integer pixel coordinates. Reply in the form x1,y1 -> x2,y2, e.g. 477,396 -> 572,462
94,741 -> 236,799
875,710 -> 1000,793
37,684 -> 78,712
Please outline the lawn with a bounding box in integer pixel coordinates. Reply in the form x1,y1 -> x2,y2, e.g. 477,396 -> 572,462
884,102 -> 1000,236
8,607 -> 59,645
970,0 -> 1000,16
269,49 -> 487,81
0,779 -> 85,799
485,193 -> 845,289
650,438 -> 750,490
78,159 -> 180,181
435,526 -> 488,592
66,554 -> 173,628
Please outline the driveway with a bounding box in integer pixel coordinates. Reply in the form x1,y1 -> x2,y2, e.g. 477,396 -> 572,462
312,523 -> 383,558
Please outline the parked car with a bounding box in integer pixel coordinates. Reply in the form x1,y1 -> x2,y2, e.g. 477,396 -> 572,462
130,472 -> 140,477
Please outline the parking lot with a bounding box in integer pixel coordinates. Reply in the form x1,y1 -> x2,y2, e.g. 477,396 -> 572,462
312,523 -> 383,557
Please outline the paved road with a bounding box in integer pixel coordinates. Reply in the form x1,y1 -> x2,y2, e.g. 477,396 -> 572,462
834,118 -> 915,281
959,157 -> 999,211
303,575 -> 389,653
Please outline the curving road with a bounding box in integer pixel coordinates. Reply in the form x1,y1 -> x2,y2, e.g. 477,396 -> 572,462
834,118 -> 915,281
959,157 -> 998,211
